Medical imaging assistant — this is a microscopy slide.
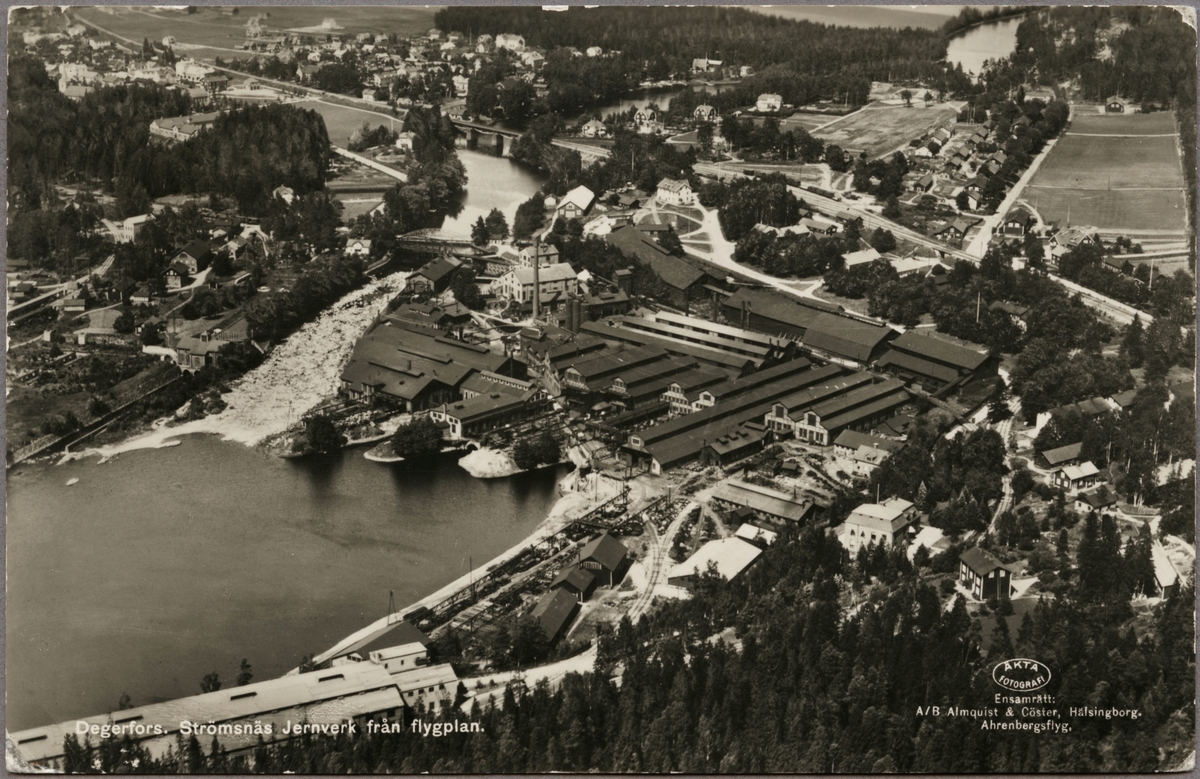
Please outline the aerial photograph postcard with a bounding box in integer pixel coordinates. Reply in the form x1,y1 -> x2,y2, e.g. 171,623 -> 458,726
4,2 -> 1197,774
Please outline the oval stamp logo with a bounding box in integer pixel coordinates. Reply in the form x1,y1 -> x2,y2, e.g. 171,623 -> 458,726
992,658 -> 1052,691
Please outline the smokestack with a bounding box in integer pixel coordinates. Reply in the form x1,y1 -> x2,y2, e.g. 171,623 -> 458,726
532,236 -> 541,322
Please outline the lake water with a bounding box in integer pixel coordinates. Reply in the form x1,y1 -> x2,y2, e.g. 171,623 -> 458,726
6,437 -> 565,730
945,16 -> 1023,76
439,149 -> 548,235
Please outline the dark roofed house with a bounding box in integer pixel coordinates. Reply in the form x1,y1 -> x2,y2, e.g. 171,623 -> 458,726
802,313 -> 897,366
164,262 -> 192,290
530,588 -> 580,642
1002,209 -> 1034,237
931,218 -> 978,248
1039,441 -> 1083,471
172,241 -> 214,274
576,532 -> 629,586
959,547 -> 1013,600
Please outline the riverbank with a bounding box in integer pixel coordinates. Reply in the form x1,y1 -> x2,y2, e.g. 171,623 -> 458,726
457,446 -> 520,478
310,468 -> 638,665
58,270 -> 411,464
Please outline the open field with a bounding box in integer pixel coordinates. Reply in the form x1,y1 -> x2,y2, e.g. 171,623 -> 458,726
1068,111 -> 1177,135
295,99 -> 399,147
1026,112 -> 1188,233
780,113 -> 839,133
1024,187 -> 1189,234
812,103 -> 959,157
72,5 -> 436,51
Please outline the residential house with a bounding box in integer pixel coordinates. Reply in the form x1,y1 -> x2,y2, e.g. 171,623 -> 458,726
959,547 -> 1013,600
395,131 -> 416,151
656,178 -> 695,206
1074,489 -> 1116,515
171,241 -> 214,274
1055,461 -> 1101,493
1002,209 -> 1035,237
581,119 -> 606,138
1038,441 -> 1083,472
693,104 -> 717,122
838,497 -> 918,554
1105,96 -> 1127,113
518,244 -> 560,268
495,33 -> 525,52
164,262 -> 191,290
586,46 -> 603,57
345,238 -> 373,257
931,217 -> 977,247
755,93 -> 782,112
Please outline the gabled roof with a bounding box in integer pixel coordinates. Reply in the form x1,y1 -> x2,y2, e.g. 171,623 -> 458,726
1041,441 -> 1083,467
412,255 -> 463,284
888,330 -> 990,371
802,313 -> 896,363
578,531 -> 628,572
511,263 -> 578,285
530,588 -> 579,641
721,286 -> 839,333
603,225 -> 705,291
558,185 -> 595,213
834,429 -> 903,453
657,178 -> 692,193
1061,461 -> 1100,481
960,546 -> 1008,576
551,565 -> 597,593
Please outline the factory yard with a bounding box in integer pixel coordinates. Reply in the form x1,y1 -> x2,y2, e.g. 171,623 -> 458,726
813,102 -> 960,158
1025,110 -> 1189,234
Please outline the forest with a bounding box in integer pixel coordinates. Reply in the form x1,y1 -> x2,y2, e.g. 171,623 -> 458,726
436,6 -> 973,114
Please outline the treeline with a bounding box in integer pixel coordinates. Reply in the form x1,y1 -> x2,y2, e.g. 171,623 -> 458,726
243,254 -> 365,342
700,175 -> 800,242
940,6 -> 1029,38
1056,243 -> 1196,322
436,6 -> 971,113
7,55 -> 333,218
61,516 -> 1195,773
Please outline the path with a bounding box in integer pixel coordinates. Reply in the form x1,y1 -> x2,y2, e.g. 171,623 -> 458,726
627,500 -> 694,622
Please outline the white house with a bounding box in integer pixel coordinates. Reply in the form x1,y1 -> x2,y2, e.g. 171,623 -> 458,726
693,104 -> 717,122
581,119 -> 606,138
175,59 -> 212,83
395,131 -> 416,151
838,497 -> 918,555
496,263 -> 579,304
756,93 -> 783,112
656,178 -> 695,206
496,33 -> 525,52
586,46 -> 603,57
518,244 -> 560,268
345,238 -> 372,257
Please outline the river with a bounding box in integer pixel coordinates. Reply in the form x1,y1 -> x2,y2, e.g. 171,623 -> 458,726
945,16 -> 1023,77
6,438 -> 565,731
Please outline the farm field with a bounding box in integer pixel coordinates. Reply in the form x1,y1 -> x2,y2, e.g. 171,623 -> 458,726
1025,112 -> 1188,233
72,5 -> 436,52
812,103 -> 959,158
1069,111 -> 1177,135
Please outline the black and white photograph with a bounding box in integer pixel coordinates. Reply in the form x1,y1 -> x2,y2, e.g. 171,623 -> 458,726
4,2 -> 1197,774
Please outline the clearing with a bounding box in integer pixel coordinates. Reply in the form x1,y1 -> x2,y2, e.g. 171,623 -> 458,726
1025,111 -> 1188,234
294,99 -> 399,148
812,103 -> 959,158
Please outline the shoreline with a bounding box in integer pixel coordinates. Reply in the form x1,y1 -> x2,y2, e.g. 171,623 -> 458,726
310,465 -> 622,666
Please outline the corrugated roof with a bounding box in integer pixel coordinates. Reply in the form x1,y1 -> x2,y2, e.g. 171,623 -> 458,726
567,344 -> 668,382
889,330 -> 990,371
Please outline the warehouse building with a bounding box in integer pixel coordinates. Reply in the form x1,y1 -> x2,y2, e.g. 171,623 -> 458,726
801,313 -> 897,367
710,479 -> 814,524
668,538 -> 762,589
720,286 -> 842,340
876,330 -> 996,393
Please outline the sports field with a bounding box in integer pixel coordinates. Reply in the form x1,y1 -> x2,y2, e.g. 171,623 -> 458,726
1025,111 -> 1188,233
812,103 -> 959,158
780,113 -> 838,133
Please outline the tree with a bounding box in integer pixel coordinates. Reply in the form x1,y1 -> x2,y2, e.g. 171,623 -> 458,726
200,672 -> 222,693
391,417 -> 444,461
485,208 -> 509,241
900,89 -> 913,107
235,658 -> 253,687
1121,315 -> 1145,367
471,216 -> 490,246
882,196 -> 902,220
117,692 -> 133,710
513,192 -> 546,240
869,227 -> 897,253
513,432 -> 560,471
302,414 -> 345,455
657,228 -> 684,256
956,190 -> 970,211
